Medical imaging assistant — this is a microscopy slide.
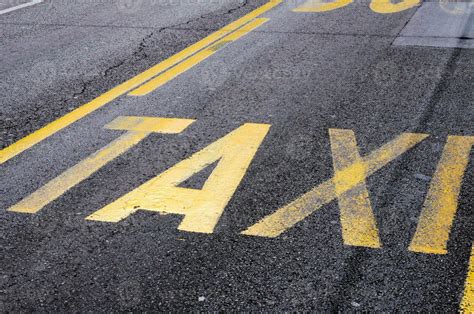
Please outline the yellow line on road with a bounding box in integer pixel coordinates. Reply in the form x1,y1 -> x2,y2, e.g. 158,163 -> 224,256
461,244 -> 474,313
409,136 -> 474,254
129,18 -> 269,96
8,116 -> 194,214
0,0 -> 281,165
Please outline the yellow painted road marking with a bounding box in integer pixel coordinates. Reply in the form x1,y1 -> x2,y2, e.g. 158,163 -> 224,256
330,129 -> 381,248
129,18 -> 269,96
293,0 -> 419,13
8,116 -> 195,214
293,0 -> 353,13
461,245 -> 474,313
242,132 -> 428,238
86,123 -> 270,234
409,136 -> 474,254
0,0 -> 281,165
370,0 -> 420,13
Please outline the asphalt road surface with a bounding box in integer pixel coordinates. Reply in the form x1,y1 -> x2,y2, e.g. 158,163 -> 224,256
1,0 -> 473,311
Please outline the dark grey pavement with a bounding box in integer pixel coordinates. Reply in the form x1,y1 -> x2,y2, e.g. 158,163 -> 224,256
1,0 -> 473,311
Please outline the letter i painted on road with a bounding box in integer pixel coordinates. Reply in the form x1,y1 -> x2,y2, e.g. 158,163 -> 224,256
409,136 -> 474,254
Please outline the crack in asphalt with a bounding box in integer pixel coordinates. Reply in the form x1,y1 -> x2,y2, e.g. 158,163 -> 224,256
0,0 -> 249,30
55,0 -> 249,106
1,0 -> 254,149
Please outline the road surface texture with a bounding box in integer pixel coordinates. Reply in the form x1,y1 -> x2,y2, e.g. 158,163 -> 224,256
1,0 -> 473,311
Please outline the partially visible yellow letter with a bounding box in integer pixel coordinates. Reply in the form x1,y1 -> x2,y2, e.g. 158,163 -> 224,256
242,131 -> 428,239
370,0 -> 420,14
87,123 -> 270,233
293,0 -> 353,12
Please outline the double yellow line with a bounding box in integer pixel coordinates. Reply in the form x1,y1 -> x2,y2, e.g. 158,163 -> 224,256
129,18 -> 268,96
0,0 -> 281,165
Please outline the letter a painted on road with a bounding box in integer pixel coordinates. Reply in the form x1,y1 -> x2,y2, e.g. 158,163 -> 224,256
86,123 -> 270,233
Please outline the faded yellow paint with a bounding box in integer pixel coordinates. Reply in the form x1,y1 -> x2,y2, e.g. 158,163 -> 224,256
330,129 -> 381,248
86,123 -> 271,234
293,0 -> 352,12
0,0 -> 281,165
370,0 -> 420,13
8,117 -> 194,214
409,136 -> 474,254
461,245 -> 474,313
129,18 -> 269,96
242,132 -> 428,238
